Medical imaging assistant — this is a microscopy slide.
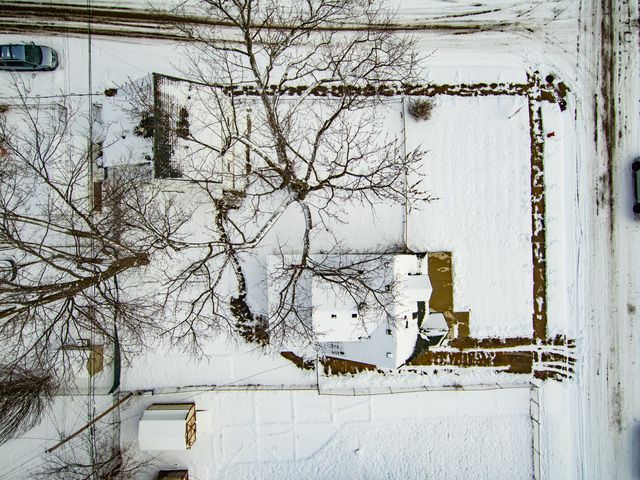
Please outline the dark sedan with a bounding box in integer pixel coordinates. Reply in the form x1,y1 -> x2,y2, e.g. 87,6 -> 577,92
0,44 -> 58,71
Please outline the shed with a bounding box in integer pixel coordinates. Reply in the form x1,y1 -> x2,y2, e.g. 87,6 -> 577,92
138,403 -> 196,451
155,471 -> 189,480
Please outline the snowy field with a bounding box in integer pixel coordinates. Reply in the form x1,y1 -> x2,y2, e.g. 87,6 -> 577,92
120,338 -> 316,391
122,388 -> 533,480
406,95 -> 533,338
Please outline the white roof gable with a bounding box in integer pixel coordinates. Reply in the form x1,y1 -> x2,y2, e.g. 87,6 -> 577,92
402,274 -> 432,302
422,312 -> 449,332
138,409 -> 189,451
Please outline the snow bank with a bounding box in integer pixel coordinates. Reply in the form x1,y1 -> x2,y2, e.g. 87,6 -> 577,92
541,101 -> 576,337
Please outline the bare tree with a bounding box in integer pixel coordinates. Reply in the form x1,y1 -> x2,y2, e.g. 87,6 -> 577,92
152,0 -> 430,348
37,440 -> 152,480
266,247 -> 402,346
0,78 -> 193,375
0,363 -> 57,445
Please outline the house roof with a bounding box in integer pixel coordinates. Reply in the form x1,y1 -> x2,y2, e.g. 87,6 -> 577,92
138,407 -> 190,451
267,253 -> 433,368
312,278 -> 373,342
402,274 -> 432,302
98,92 -> 153,169
422,312 -> 449,333
311,254 -> 432,367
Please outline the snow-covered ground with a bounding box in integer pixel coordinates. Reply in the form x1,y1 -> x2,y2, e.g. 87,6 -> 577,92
121,388 -> 533,479
0,394 -> 114,478
406,94 -> 533,338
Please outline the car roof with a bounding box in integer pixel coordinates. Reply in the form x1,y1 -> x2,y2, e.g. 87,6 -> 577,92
0,45 -> 26,61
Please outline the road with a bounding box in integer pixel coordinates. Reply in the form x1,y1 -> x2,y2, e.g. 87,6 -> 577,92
0,0 -> 576,40
576,0 -> 639,478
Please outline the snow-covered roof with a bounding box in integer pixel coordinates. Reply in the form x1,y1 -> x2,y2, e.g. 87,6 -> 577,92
266,253 -> 433,369
312,277 -> 371,342
402,274 -> 432,302
392,255 -> 429,366
138,405 -> 194,451
97,93 -> 153,168
422,312 -> 449,333
153,74 -> 243,186
312,254 -> 431,368
418,313 -> 449,348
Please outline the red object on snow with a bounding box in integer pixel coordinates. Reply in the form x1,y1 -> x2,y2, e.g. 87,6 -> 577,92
546,131 -> 555,138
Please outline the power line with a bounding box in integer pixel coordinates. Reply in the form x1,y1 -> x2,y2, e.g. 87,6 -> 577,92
0,92 -> 102,101
46,393 -> 136,454
0,449 -> 47,480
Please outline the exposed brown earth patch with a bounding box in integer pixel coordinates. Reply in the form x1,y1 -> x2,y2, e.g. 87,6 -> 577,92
453,311 -> 470,339
451,334 -> 570,350
281,351 -> 315,370
322,357 -> 378,375
155,71 -> 567,106
528,99 -> 548,340
409,349 -> 538,374
427,252 -> 454,312
409,348 -> 574,380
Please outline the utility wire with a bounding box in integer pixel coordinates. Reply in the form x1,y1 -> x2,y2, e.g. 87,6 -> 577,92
0,92 -> 103,101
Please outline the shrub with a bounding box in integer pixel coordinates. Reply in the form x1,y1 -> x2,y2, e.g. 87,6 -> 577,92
176,107 -> 190,139
134,111 -> 154,138
408,98 -> 434,121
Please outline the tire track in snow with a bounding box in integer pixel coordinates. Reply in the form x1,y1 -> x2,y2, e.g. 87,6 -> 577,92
0,1 -> 577,40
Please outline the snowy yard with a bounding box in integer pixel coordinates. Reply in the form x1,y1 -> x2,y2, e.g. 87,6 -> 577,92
407,95 -> 533,339
123,388 -> 533,479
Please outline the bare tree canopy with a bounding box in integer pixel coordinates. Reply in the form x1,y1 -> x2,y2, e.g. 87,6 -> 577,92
37,440 -> 151,480
0,363 -> 57,445
0,78 -> 192,368
154,0 -> 431,349
0,0 -> 430,368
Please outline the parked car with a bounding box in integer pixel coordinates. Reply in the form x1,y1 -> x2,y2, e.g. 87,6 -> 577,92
633,160 -> 640,214
0,43 -> 58,71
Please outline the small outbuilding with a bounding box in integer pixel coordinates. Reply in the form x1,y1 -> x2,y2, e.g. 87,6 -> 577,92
138,403 -> 197,451
154,471 -> 189,480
